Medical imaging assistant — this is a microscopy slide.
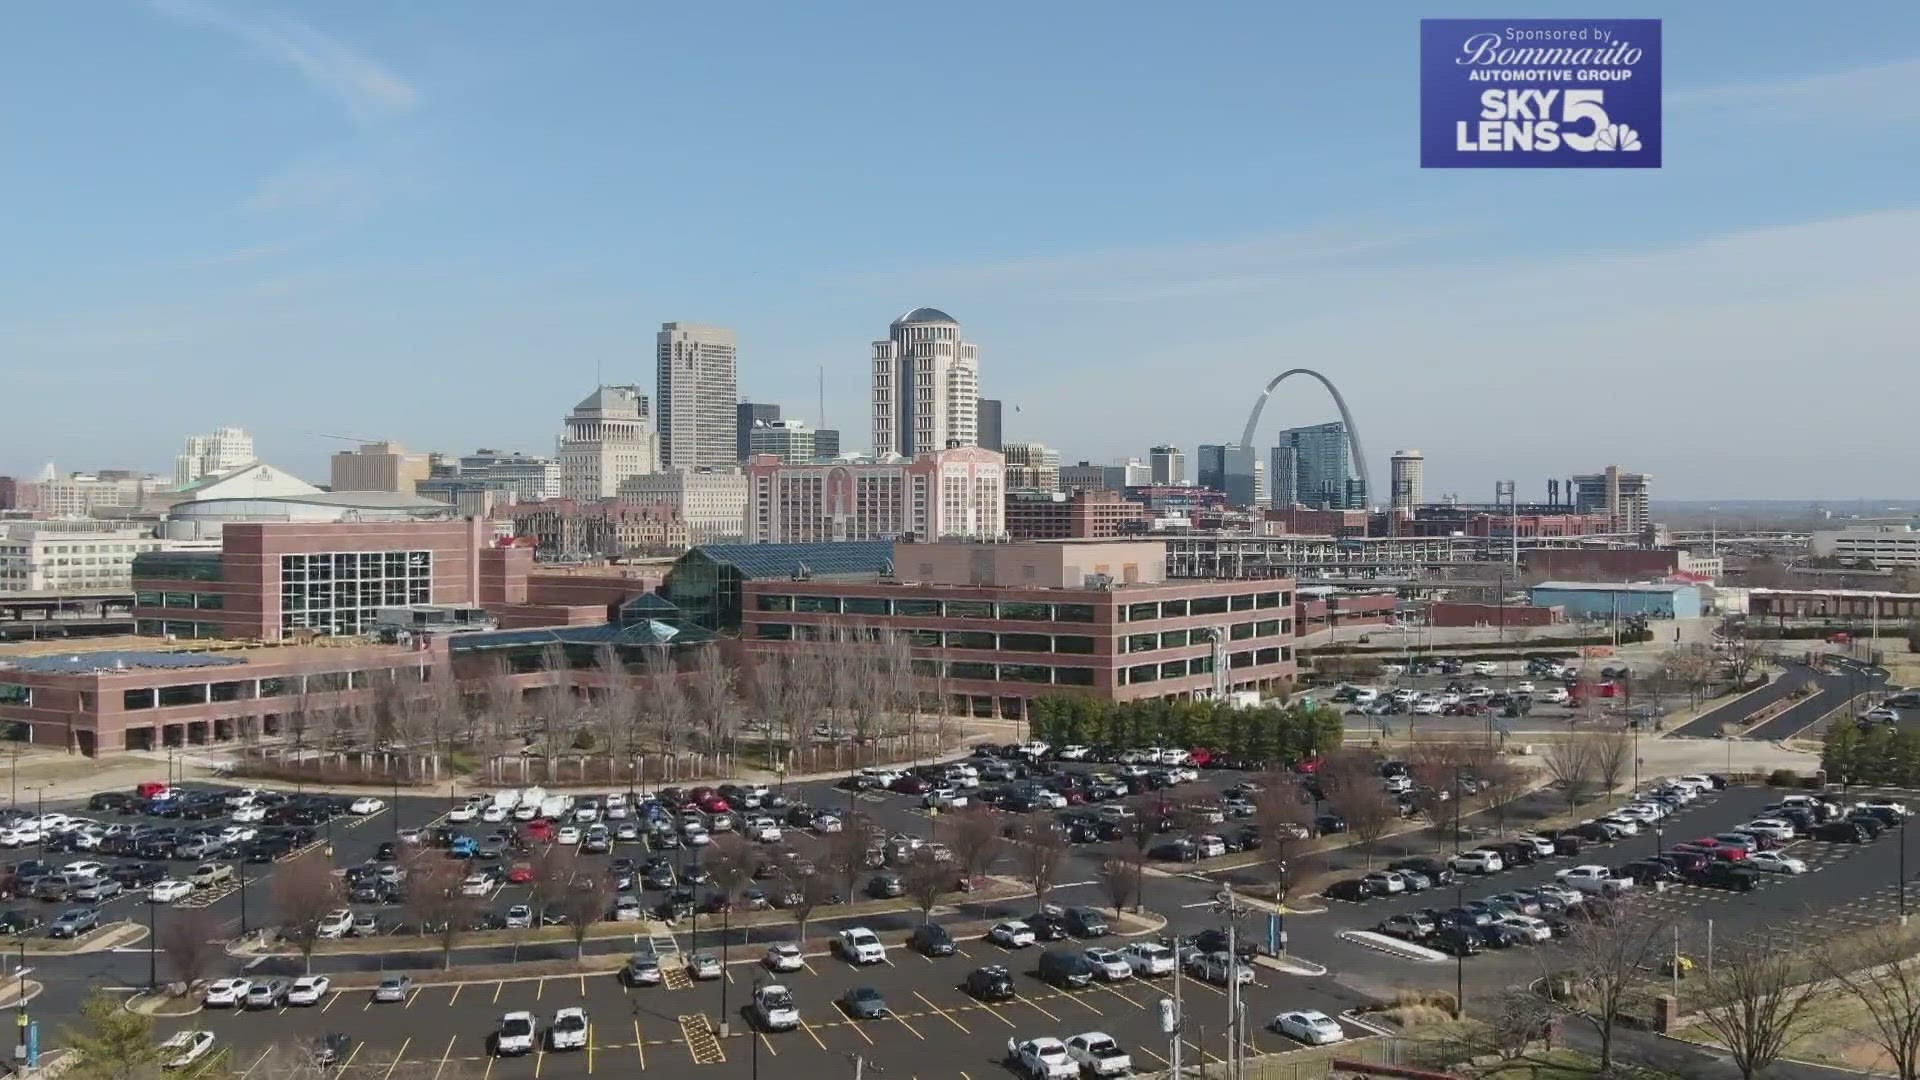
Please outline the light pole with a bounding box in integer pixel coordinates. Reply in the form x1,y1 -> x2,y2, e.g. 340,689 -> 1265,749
392,772 -> 401,840
147,893 -> 158,991
1902,814 -> 1910,926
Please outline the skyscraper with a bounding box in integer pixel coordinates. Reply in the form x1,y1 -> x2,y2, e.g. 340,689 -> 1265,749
1573,465 -> 1652,535
1198,444 -> 1258,506
977,398 -> 1004,452
1270,445 -> 1297,508
1001,441 -> 1060,491
736,402 -> 780,463
657,322 -> 739,469
558,385 -> 659,501
1149,445 -> 1185,486
1276,422 -> 1360,509
174,426 -> 255,487
1390,450 -> 1425,510
870,308 -> 979,457
814,429 -> 842,459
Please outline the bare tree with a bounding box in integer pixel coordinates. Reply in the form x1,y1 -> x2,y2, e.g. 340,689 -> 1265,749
1592,729 -> 1632,804
1098,857 -> 1139,917
899,851 -> 951,924
273,854 -> 342,974
1543,735 -> 1600,811
783,871 -> 838,945
685,645 -> 737,759
1550,900 -> 1675,1074
703,833 -> 756,913
1438,988 -> 1557,1065
1820,923 -> 1920,1080
159,908 -> 222,993
1333,786 -> 1397,869
404,857 -> 478,968
1254,787 -> 1313,900
1663,646 -> 1719,709
743,652 -> 795,773
1013,820 -> 1069,906
1694,935 -> 1823,1080
1478,760 -> 1535,837
528,846 -> 578,925
593,644 -> 637,777
557,875 -> 612,960
479,655 -> 523,750
639,646 -> 688,767
825,814 -> 880,904
940,806 -> 1005,888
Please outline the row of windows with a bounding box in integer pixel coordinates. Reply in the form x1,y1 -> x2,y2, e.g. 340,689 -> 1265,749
1120,647 -> 1287,684
1121,619 -> 1289,653
134,620 -> 226,640
135,592 -> 224,610
756,594 -> 1099,623
905,659 -> 1097,687
754,623 -> 1099,654
120,667 -> 426,711
281,551 -> 432,636
1121,592 -> 1287,621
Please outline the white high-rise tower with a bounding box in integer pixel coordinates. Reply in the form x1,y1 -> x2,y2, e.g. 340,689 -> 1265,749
557,385 -> 659,501
870,308 -> 979,457
1390,449 -> 1425,510
656,323 -> 739,469
174,426 -> 255,486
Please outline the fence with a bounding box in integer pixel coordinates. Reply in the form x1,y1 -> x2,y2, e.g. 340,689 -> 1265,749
1133,1035 -> 1418,1079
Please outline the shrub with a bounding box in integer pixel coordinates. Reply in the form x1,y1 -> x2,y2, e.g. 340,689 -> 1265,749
1768,768 -> 1800,787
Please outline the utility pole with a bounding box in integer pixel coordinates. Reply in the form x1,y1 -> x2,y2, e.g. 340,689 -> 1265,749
1212,887 -> 1250,1080
1169,941 -> 1184,1078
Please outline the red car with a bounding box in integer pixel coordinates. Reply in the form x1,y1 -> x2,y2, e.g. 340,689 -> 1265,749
1188,748 -> 1215,767
889,775 -> 931,795
524,820 -> 554,842
506,862 -> 535,884
697,795 -> 731,814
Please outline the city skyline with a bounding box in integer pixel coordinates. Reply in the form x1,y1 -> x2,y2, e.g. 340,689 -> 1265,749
4,5 -> 1918,498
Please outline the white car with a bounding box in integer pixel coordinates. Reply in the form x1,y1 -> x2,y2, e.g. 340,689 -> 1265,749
1065,1032 -> 1133,1077
745,817 -> 783,843
218,826 -> 256,845
481,805 -> 509,823
460,874 -> 492,897
1747,851 -> 1808,875
1083,947 -> 1132,980
765,943 -> 805,972
613,895 -> 644,923
556,825 -> 582,845
512,803 -> 540,821
317,909 -> 354,939
349,797 -> 386,815
573,804 -> 600,824
231,804 -> 267,824
1596,815 -> 1641,836
989,921 -> 1037,948
63,861 -> 106,880
1539,687 -> 1570,704
496,1012 -> 536,1057
682,822 -> 710,846
0,826 -> 41,848
448,804 -> 478,823
1121,942 -> 1176,976
1471,661 -> 1499,677
1515,681 -> 1536,694
1058,745 -> 1091,761
1450,850 -> 1503,875
1496,914 -> 1553,943
1678,775 -> 1718,793
204,978 -> 251,1007
1007,1037 -> 1078,1080
150,879 -> 193,903
810,813 -> 843,834
1274,1010 -> 1345,1046
924,788 -> 969,810
1516,834 -> 1557,857
161,1031 -> 217,1070
287,976 -> 330,1006
1860,799 -> 1912,819
1412,699 -> 1442,716
1557,865 -> 1632,894
505,905 -> 533,930
835,927 -> 887,965
752,985 -> 800,1031
1741,819 -> 1796,842
547,1008 -> 589,1051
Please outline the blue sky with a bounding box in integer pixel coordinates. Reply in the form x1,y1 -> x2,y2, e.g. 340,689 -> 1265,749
3,2 -> 1916,499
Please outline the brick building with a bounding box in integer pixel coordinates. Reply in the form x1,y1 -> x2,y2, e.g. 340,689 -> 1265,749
742,539 -> 1297,719
1427,601 -> 1563,628
1293,588 -> 1397,638
506,499 -> 689,558
1004,490 -> 1149,542
743,447 -> 1004,543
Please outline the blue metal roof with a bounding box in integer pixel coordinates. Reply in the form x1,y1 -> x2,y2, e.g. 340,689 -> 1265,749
3,651 -> 248,675
685,540 -> 895,580
447,617 -> 714,654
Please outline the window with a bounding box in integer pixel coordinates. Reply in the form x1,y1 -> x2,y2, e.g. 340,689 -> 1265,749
1127,663 -> 1158,684
1054,603 -> 1095,623
308,671 -> 350,692
945,630 -> 997,650
1160,629 -> 1189,649
1054,635 -> 1096,654
280,550 -> 431,636
1230,622 -> 1254,641
997,601 -> 1052,622
1256,648 -> 1281,665
124,688 -> 155,711
195,594 -> 223,610
258,677 -> 289,698
0,684 -> 28,707
1191,595 -> 1230,616
1161,598 -> 1189,618
1000,633 -> 1052,653
895,598 -> 941,618
755,623 -> 794,641
1053,666 -> 1095,687
998,664 -> 1052,684
755,594 -> 793,612
792,595 -> 840,614
1255,592 -> 1281,609
135,591 -> 163,607
1255,620 -> 1281,638
947,661 -> 995,681
1230,594 -> 1255,612
210,681 -> 245,703
910,659 -> 939,677
163,592 -> 196,610
1160,660 -> 1188,679
1125,602 -> 1158,622
1230,651 -> 1255,669
946,600 -> 993,620
1125,632 -> 1157,654
843,596 -> 890,616
157,684 -> 207,708
136,620 -> 163,636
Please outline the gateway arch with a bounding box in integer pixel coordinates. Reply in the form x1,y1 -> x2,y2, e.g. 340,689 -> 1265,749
1239,368 -> 1371,505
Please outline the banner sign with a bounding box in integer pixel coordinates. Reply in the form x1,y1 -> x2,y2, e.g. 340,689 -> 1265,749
1421,19 -> 1661,168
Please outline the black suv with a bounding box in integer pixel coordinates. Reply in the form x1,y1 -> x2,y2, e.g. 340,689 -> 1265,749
1688,862 -> 1760,892
908,923 -> 956,957
1063,907 -> 1109,938
1816,820 -> 1872,843
1389,857 -> 1454,887
1026,911 -> 1070,942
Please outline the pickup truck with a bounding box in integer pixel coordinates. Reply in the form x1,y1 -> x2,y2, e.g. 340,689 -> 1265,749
1006,1037 -> 1078,1079
1555,865 -> 1632,895
1065,1032 -> 1133,1077
835,927 -> 887,965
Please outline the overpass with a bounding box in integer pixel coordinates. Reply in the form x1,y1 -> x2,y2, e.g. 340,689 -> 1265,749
0,590 -> 136,641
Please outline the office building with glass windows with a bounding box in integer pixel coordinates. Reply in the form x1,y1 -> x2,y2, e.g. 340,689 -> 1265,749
740,538 -> 1295,719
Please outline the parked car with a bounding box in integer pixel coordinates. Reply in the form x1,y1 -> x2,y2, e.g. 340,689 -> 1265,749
1121,942 -> 1176,977
967,964 -> 1018,1000
245,978 -> 291,1009
373,975 -> 414,1003
1064,1032 -> 1133,1077
909,923 -> 956,957
989,920 -> 1038,948
839,986 -> 889,1020
48,908 -> 99,939
204,978 -> 251,1008
160,1031 -> 217,1070
1274,1010 -> 1346,1046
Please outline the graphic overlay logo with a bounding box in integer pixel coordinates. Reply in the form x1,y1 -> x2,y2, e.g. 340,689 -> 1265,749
1420,19 -> 1661,168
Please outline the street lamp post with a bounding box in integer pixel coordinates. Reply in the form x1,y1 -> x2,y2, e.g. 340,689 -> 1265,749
392,772 -> 401,840
147,894 -> 158,991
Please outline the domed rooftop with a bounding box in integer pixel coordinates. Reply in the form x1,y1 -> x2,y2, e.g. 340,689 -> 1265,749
891,307 -> 958,326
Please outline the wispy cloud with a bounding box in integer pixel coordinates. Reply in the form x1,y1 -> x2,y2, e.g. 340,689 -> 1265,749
149,0 -> 420,120
1668,58 -> 1920,123
246,151 -> 378,216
